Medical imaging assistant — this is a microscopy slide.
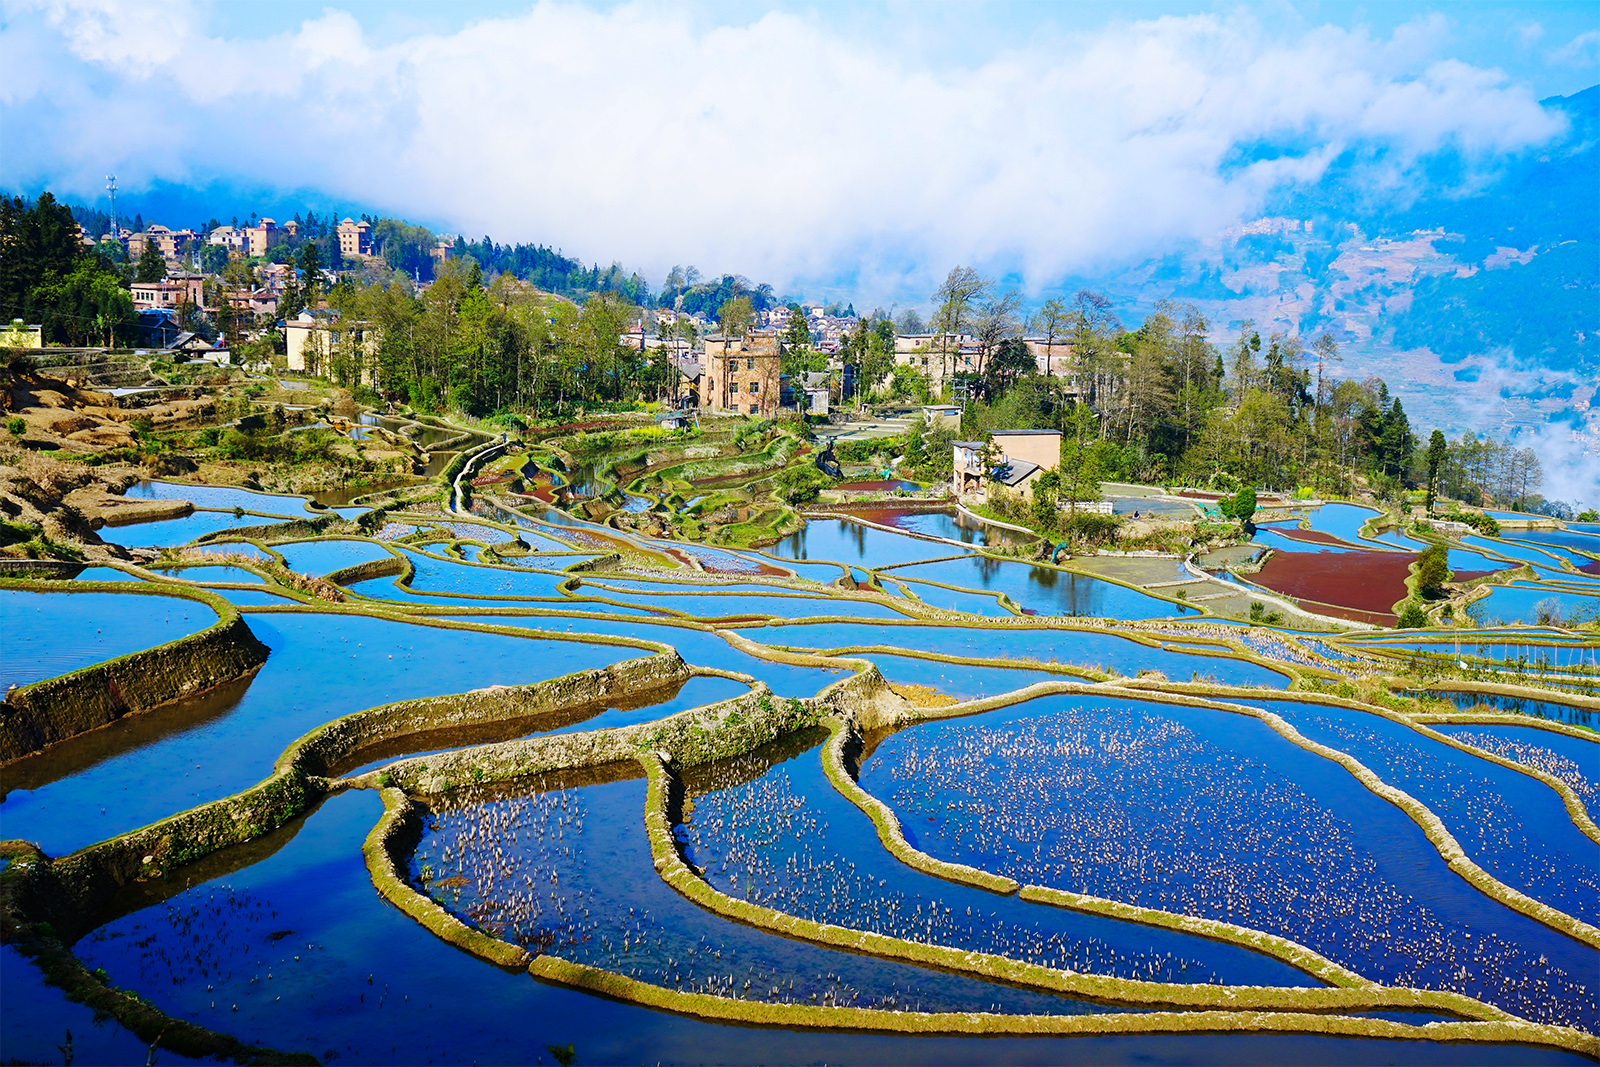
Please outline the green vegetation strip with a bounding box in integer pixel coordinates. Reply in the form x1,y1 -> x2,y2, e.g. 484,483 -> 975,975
292,651 -> 691,779
361,786 -> 530,969
1410,712 -> 1597,741
808,644 -> 1103,681
637,753 -> 1525,1022
1410,679 -> 1600,713
385,673 -> 872,794
526,956 -> 1597,1052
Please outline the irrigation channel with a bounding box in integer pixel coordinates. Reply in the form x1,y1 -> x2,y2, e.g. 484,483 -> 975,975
1,477 -> 1598,1065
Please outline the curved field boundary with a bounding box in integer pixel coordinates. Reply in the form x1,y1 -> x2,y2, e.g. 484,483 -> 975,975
872,678 -> 1600,951
0,579 -> 268,763
1412,712 -> 1598,741
0,644 -> 727,1063
922,549 -> 1204,621
0,845 -> 316,1064
818,715 -> 1020,894
799,643 -> 1106,682
1195,684 -> 1600,848
1150,641 -> 1302,683
570,578 -> 924,619
1174,696 -> 1600,950
888,574 -> 1012,614
816,716 -> 1374,990
1401,720 -> 1599,847
1409,680 -> 1600,714
235,602 -> 678,651
361,785 -> 531,969
382,666 -> 888,795
637,753 -> 1531,1023
4,646 -> 691,934
325,552 -> 407,587
293,650 -> 690,779
528,955 -> 1598,1051
575,572 -> 839,596
828,511 -> 1007,555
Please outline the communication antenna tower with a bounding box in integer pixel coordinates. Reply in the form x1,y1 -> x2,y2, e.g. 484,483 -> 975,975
106,175 -> 118,236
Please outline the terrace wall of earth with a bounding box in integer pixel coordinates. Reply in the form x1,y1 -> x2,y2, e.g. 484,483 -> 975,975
0,580 -> 268,762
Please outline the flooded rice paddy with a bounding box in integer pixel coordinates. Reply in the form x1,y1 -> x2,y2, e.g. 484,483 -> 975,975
0,588 -> 215,690
2,476 -> 1597,1064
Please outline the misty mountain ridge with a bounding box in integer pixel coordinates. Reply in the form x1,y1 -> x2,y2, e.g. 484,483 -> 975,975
1076,84 -> 1596,497
36,85 -> 1597,499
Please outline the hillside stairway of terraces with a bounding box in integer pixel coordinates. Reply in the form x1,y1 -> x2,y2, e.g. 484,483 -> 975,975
27,349 -> 156,389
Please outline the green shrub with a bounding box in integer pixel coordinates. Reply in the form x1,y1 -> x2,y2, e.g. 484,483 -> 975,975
836,434 -> 905,464
773,464 -> 829,504
1398,602 -> 1428,628
1063,511 -> 1118,545
6,416 -> 23,436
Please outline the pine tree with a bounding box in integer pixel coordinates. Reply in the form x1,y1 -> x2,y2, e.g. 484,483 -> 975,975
1425,429 -> 1448,510
135,242 -> 165,283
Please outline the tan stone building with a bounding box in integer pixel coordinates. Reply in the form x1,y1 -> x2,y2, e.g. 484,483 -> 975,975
226,288 -> 279,319
893,333 -> 979,397
207,226 -> 245,251
700,331 -> 780,417
246,219 -> 279,257
337,217 -> 372,258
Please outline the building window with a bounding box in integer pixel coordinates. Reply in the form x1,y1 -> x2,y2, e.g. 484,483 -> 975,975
748,382 -> 759,393
747,358 -> 755,370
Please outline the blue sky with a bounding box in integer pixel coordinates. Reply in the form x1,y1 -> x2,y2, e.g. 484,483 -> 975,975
3,0 -> 1594,297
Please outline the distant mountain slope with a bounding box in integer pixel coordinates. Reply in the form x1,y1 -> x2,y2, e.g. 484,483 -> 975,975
1077,85 -> 1597,498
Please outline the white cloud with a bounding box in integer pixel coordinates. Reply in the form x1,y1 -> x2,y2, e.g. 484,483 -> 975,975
0,0 -> 1567,299
1551,29 -> 1600,69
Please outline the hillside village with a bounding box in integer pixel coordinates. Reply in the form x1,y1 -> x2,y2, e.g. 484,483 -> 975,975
8,198 -> 1127,434
3,191 -> 1581,531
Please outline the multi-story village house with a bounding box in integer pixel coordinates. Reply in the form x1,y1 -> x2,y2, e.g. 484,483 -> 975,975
259,262 -> 299,295
892,333 -> 980,397
337,217 -> 372,258
245,219 -> 279,257
700,331 -> 780,417
207,226 -> 246,252
226,288 -> 280,319
952,429 -> 1062,501
131,273 -> 205,312
284,309 -> 380,383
